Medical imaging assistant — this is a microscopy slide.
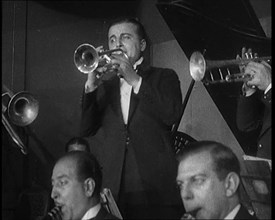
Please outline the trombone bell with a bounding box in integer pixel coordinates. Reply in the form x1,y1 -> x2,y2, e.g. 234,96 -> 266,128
2,86 -> 39,155
8,91 -> 39,126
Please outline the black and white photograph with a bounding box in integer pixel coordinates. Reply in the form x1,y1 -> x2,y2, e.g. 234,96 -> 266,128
2,1 -> 271,219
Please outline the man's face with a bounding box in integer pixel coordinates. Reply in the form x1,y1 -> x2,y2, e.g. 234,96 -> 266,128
51,158 -> 88,220
176,151 -> 229,219
108,22 -> 146,65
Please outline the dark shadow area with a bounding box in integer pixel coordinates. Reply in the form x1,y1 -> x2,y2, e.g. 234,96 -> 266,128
36,0 -> 141,19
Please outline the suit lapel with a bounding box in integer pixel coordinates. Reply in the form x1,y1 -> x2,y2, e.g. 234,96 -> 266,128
259,125 -> 271,140
106,77 -> 124,121
108,64 -> 151,126
88,206 -> 108,220
235,205 -> 257,219
127,89 -> 138,125
127,66 -> 151,125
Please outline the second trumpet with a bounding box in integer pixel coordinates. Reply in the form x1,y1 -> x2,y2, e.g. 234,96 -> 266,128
189,51 -> 271,84
74,43 -> 127,76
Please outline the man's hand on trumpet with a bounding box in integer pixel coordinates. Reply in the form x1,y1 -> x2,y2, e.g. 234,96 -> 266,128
237,47 -> 271,96
244,61 -> 271,91
84,46 -> 118,93
110,53 -> 141,88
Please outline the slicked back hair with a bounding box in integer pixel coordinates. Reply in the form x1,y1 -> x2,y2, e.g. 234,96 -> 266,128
62,151 -> 102,196
176,140 -> 241,181
108,17 -> 148,42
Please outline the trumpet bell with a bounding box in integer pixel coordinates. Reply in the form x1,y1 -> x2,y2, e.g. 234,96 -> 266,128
74,43 -> 127,77
8,91 -> 39,126
74,43 -> 99,74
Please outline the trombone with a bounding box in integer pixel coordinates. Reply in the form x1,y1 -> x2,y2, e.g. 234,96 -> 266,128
74,43 -> 128,78
2,85 -> 39,154
189,51 -> 271,84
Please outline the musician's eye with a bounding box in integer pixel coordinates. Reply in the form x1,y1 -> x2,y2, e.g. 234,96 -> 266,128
176,181 -> 185,191
109,38 -> 116,45
59,179 -> 68,186
191,176 -> 205,186
121,34 -> 131,41
176,183 -> 183,190
53,178 -> 68,188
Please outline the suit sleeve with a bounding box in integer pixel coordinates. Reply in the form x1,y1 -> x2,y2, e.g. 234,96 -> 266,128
79,89 -> 101,137
236,89 -> 270,132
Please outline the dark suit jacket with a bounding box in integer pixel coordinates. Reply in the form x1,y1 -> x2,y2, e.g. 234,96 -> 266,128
80,62 -> 182,206
234,205 -> 258,220
89,206 -> 119,220
236,89 -> 271,159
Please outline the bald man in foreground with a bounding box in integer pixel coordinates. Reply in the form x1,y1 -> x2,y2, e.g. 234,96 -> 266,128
50,151 -> 118,220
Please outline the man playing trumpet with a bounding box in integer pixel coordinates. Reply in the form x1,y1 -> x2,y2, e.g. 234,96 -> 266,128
79,17 -> 183,219
236,47 -> 272,159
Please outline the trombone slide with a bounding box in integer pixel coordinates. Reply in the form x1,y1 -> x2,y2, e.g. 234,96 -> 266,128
2,113 -> 27,154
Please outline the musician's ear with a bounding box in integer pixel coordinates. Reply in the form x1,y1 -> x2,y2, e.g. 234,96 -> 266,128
224,172 -> 240,197
140,39 -> 146,52
84,178 -> 95,197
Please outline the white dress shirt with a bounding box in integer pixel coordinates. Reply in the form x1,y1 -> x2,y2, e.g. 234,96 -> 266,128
224,204 -> 241,219
81,203 -> 101,220
120,57 -> 143,124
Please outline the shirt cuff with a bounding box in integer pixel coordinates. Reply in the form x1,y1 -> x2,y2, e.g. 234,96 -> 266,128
133,77 -> 142,94
85,81 -> 97,93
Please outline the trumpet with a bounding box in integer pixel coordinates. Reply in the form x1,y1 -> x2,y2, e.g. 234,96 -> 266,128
74,43 -> 128,78
2,85 -> 39,154
189,51 -> 271,84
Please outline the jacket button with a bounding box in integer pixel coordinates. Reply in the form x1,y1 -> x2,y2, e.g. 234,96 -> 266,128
126,137 -> 130,145
258,144 -> 262,148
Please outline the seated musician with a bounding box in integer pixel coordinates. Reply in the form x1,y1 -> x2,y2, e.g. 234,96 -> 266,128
176,140 -> 257,219
50,151 -> 119,219
236,47 -> 271,159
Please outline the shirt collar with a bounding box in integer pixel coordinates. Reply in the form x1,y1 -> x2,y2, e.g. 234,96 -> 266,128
264,83 -> 272,94
120,56 -> 144,85
133,56 -> 144,71
224,204 -> 241,219
81,203 -> 101,220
